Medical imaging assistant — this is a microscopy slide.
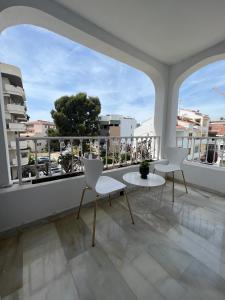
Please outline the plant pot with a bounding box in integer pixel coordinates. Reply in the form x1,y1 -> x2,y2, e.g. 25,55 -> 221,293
139,166 -> 149,179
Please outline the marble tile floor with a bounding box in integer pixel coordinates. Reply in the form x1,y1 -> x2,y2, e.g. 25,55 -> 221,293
1,182 -> 225,300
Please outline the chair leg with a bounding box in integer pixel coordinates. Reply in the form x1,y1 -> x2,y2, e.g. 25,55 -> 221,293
77,187 -> 87,219
108,193 -> 112,206
92,195 -> 98,247
172,171 -> 175,203
181,170 -> 188,194
153,168 -> 155,174
124,189 -> 135,224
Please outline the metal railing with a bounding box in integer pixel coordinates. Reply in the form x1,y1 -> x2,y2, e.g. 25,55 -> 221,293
15,135 -> 160,185
176,136 -> 225,167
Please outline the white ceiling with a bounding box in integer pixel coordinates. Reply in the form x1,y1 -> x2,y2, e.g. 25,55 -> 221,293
54,0 -> 225,65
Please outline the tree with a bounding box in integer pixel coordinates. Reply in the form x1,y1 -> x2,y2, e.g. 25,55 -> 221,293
51,93 -> 101,136
47,128 -> 60,151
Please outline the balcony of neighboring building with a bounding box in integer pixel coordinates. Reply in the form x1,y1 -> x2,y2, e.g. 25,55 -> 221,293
6,122 -> 26,132
3,83 -> 25,98
5,103 -> 25,115
8,140 -> 28,150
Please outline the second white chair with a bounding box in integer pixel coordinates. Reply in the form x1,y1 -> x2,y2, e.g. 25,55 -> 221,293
154,147 -> 188,202
77,158 -> 135,246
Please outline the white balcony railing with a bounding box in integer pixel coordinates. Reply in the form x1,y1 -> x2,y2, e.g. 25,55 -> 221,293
7,122 -> 26,132
4,84 -> 25,98
176,136 -> 225,167
9,140 -> 27,150
15,135 -> 160,185
6,104 -> 25,115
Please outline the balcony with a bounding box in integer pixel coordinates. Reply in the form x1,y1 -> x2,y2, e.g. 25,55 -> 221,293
7,122 -> 26,132
9,140 -> 27,150
1,2 -> 225,300
6,103 -> 25,115
0,181 -> 224,299
3,84 -> 25,98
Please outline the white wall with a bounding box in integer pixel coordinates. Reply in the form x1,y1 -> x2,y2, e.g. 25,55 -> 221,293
0,160 -> 168,233
0,165 -> 138,232
120,117 -> 137,137
1,160 -> 225,234
134,117 -> 155,136
176,161 -> 225,195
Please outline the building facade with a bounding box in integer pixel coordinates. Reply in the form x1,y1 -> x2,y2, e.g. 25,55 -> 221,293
99,114 -> 137,137
134,117 -> 155,137
25,120 -> 56,152
178,108 -> 210,137
0,63 -> 28,180
208,119 -> 225,137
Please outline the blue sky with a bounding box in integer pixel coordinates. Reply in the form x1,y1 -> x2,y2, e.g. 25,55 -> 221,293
0,25 -> 225,123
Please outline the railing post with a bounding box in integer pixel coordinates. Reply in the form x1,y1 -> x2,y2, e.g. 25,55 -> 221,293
153,137 -> 156,159
125,138 -> 127,165
80,138 -> 83,157
34,140 -> 39,179
191,138 -> 195,161
112,138 -> 115,167
105,138 -> 108,168
205,138 -> 209,163
213,138 -> 217,164
16,137 -> 22,185
157,136 -> 160,160
198,138 -> 202,162
70,138 -> 73,173
47,139 -> 52,176
97,138 -> 100,159
59,139 -> 63,174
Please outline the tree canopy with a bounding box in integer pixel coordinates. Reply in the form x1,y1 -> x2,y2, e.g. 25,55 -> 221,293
51,93 -> 101,136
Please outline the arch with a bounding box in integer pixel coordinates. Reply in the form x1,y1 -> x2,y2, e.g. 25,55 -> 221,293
0,4 -> 168,131
0,4 -> 169,157
0,5 -> 167,88
165,41 -> 225,148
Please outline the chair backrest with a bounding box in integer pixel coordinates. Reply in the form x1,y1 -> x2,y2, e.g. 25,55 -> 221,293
166,147 -> 188,166
82,158 -> 103,190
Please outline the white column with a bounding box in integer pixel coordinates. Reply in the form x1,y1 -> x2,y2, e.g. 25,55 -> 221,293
0,75 -> 12,187
164,72 -> 180,148
149,68 -> 169,158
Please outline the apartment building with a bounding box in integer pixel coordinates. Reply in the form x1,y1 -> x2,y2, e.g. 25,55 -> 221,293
25,120 -> 56,152
0,63 -> 28,180
99,114 -> 137,152
99,114 -> 137,137
178,108 -> 210,137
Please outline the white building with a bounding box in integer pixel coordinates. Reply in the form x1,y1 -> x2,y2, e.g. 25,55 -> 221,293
178,108 -> 210,137
0,63 -> 28,180
100,114 -> 137,137
134,117 -> 155,137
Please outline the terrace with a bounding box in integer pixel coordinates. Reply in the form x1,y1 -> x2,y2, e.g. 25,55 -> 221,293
1,1 -> 225,299
1,183 -> 225,299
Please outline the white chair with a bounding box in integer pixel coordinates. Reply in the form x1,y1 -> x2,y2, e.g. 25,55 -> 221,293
77,158 -> 134,246
154,147 -> 188,202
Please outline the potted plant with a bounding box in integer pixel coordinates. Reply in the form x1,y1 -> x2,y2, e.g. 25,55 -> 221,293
139,160 -> 150,179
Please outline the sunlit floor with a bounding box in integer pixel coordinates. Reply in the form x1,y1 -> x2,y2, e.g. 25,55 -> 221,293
1,182 -> 225,300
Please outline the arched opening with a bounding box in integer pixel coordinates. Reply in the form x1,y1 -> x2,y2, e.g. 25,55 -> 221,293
177,59 -> 225,165
0,24 -> 157,183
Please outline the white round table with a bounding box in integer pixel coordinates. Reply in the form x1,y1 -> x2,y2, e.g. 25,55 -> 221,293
123,172 -> 165,187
